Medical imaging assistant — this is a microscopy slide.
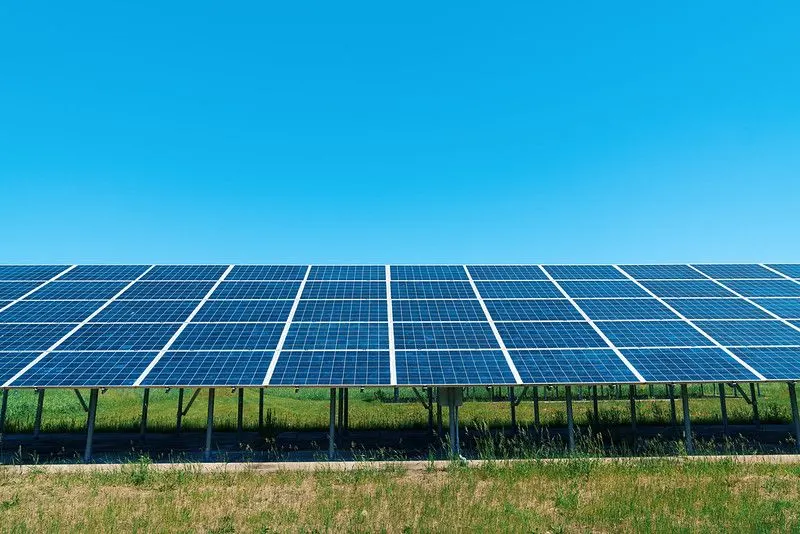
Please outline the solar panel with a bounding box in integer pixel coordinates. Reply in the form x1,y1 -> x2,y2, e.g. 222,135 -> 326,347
544,265 -> 626,280
388,299 -> 484,322
598,320 -> 712,348
283,323 -> 388,350
495,321 -> 606,349
194,300 -> 294,323
394,322 -> 498,349
211,281 -> 301,300
0,352 -> 40,384
142,265 -> 228,281
752,298 -> 800,319
93,300 -> 202,323
29,281 -> 129,300
390,281 -> 475,299
0,266 -> 70,281
0,300 -> 104,323
692,320 -> 800,346
620,264 -> 705,280
0,324 -> 75,351
0,282 -> 49,300
60,265 -> 150,281
475,281 -> 563,299
664,298 -> 772,319
391,265 -> 468,281
58,323 -> 180,351
559,280 -> 650,298
141,350 -> 275,386
171,323 -> 285,350
227,265 -> 308,281
732,347 -> 800,380
720,280 -> 800,297
577,299 -> 677,320
293,300 -> 388,322
485,299 -> 583,321
395,349 -> 515,385
691,264 -> 780,279
302,281 -> 385,299
467,265 -> 549,281
765,264 -> 800,278
119,281 -> 215,300
14,351 -> 157,387
620,348 -> 761,382
270,350 -> 391,386
308,265 -> 385,281
639,280 -> 736,298
511,349 -> 639,384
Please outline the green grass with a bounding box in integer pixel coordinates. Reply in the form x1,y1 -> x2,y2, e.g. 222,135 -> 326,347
1,458 -> 800,531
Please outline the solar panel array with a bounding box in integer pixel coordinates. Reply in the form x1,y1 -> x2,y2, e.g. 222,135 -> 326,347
1,264 -> 800,388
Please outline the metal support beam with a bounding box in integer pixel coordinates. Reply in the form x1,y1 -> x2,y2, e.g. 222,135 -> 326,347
592,385 -> 599,425
565,386 -> 575,452
750,383 -> 760,429
719,383 -> 728,435
442,388 -> 462,457
33,389 -> 45,439
176,388 -> 185,434
204,389 -> 215,461
74,389 -> 89,412
509,387 -> 516,432
533,386 -> 540,428
669,384 -> 678,429
83,389 -> 99,462
237,388 -> 244,437
344,388 -> 349,436
328,388 -> 336,460
789,382 -> 800,452
436,390 -> 443,436
139,388 -> 150,441
427,387 -> 434,438
258,388 -> 264,431
337,388 -> 344,439
629,385 -> 637,435
0,389 -> 8,435
681,384 -> 693,454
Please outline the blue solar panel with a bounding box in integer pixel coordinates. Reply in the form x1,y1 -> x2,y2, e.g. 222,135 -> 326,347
283,323 -> 388,350
0,266 -> 69,281
0,324 -> 75,350
0,352 -> 40,384
664,298 -> 771,319
691,264 -> 780,279
391,265 -> 468,281
598,321 -> 712,348
693,320 -> 800,346
14,351 -> 157,387
294,300 -> 387,322
391,281 -> 475,299
511,349 -> 638,384
765,264 -> 800,278
308,265 -> 385,281
270,350 -> 391,386
394,322 -> 498,349
393,299 -> 486,322
211,281 -> 301,300
753,298 -> 800,319
227,265 -> 308,281
732,347 -> 800,380
577,299 -> 677,320
171,323 -> 284,350
485,299 -> 582,321
620,264 -> 705,280
560,281 -> 650,298
475,281 -> 563,299
620,348 -> 761,382
60,265 -> 150,281
59,323 -> 179,350
302,282 -> 385,299
496,321 -> 606,349
0,282 -> 47,300
120,281 -> 215,300
28,281 -> 129,300
94,300 -> 201,323
142,265 -> 228,281
467,265 -> 549,281
721,280 -> 800,298
194,300 -> 293,322
639,280 -> 735,298
0,301 -> 102,323
142,350 -> 274,386
544,265 -> 626,280
395,349 -> 515,385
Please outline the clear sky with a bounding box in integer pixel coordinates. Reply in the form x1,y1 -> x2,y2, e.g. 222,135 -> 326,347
1,2 -> 799,264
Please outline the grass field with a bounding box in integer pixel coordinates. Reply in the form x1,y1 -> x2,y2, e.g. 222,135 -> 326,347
1,458 -> 800,532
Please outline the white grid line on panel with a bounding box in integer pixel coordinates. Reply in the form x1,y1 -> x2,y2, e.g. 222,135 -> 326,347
614,265 -> 767,381
0,265 -> 77,315
760,264 -> 800,285
463,265 -> 523,384
539,265 -> 647,382
2,265 -> 157,387
262,265 -> 312,385
132,265 -> 235,387
386,265 -> 397,385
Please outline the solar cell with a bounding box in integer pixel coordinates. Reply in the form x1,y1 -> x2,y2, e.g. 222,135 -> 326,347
93,300 -> 201,323
193,300 -> 294,322
270,350 -> 391,385
142,265 -> 229,281
752,298 -> 800,319
395,349 -> 516,385
308,265 -> 385,281
393,299 -> 486,322
119,281 -> 215,300
639,280 -> 736,298
720,280 -> 800,298
475,281 -> 563,299
0,266 -> 70,281
732,347 -> 800,380
14,351 -> 157,387
227,265 -> 308,281
765,264 -> 800,278
0,352 -> 41,384
495,321 -> 606,349
171,323 -> 285,350
598,321 -> 712,348
466,265 -> 549,281
58,323 -> 180,351
620,348 -> 761,382
391,281 -> 475,299
0,300 -> 103,323
210,281 -> 301,300
28,281 -> 129,300
485,299 -> 583,321
664,298 -> 771,319
693,320 -> 800,346
293,300 -> 388,322
620,264 -> 705,280
0,282 -> 49,300
60,265 -> 150,281
544,265 -> 626,280
691,264 -> 780,279
142,350 -> 275,386
0,323 -> 77,351
391,265 -> 468,281
559,280 -> 651,298
394,322 -> 498,350
283,323 -> 388,350
511,349 -> 639,384
302,281 -> 386,299
577,299 -> 677,320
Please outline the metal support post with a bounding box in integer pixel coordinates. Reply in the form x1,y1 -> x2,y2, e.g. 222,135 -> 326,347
750,383 -> 760,429
565,386 -> 575,452
629,385 -> 637,434
592,385 -> 599,425
394,387 -> 399,403
176,388 -> 185,434
204,389 -> 215,461
509,386 -> 516,432
0,389 -> 8,435
789,382 -> 800,452
533,386 -> 540,428
669,384 -> 677,428
33,389 -> 45,439
258,388 -> 265,431
719,383 -> 728,435
83,389 -> 99,462
681,384 -> 693,454
427,387 -> 434,438
344,388 -> 349,435
436,390 -> 443,436
337,388 -> 344,439
237,388 -> 244,437
140,388 -> 149,441
328,388 -> 336,460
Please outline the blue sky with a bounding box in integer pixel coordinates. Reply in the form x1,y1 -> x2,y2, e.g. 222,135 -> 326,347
1,2 -> 799,264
